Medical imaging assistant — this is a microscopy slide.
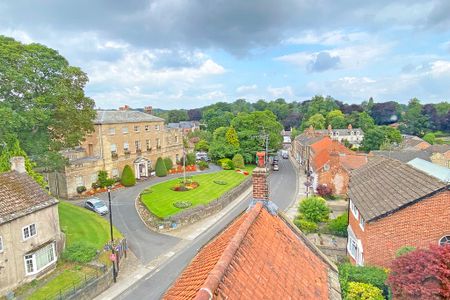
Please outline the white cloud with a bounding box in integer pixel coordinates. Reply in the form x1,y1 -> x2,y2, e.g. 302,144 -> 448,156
285,30 -> 370,46
236,84 -> 258,93
267,85 -> 294,98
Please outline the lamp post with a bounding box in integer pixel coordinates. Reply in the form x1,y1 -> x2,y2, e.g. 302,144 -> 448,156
107,187 -> 117,283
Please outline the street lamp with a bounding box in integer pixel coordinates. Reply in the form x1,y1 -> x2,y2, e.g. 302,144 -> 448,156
107,187 -> 117,283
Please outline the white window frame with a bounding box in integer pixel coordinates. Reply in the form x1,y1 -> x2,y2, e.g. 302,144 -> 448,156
122,126 -> 129,134
110,143 -> 117,153
347,236 -> 358,259
123,142 -> 129,151
359,215 -> 365,230
350,200 -> 359,219
0,236 -> 3,252
23,242 -> 57,276
155,125 -> 160,131
109,127 -> 116,135
22,224 -> 37,241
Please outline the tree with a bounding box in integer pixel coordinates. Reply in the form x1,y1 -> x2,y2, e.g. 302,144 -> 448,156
423,132 -> 436,145
388,245 -> 450,299
305,113 -> 326,129
164,157 -> 173,171
187,108 -> 202,121
301,95 -> 339,128
97,170 -> 115,188
298,196 -> 330,223
357,112 -> 375,132
155,157 -> 167,177
225,127 -> 240,148
202,109 -> 234,132
232,154 -> 245,169
194,139 -> 209,152
0,36 -> 96,170
401,98 -> 429,136
326,110 -> 347,128
167,109 -> 189,123
370,101 -> 400,125
121,165 -> 136,186
209,127 -> 240,161
362,126 -> 402,151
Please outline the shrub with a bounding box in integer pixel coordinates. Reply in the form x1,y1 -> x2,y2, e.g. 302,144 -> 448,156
121,165 -> 136,186
339,263 -> 389,298
347,282 -> 384,300
197,160 -> 209,170
293,218 -> 318,233
217,158 -> 234,170
423,132 -> 436,144
62,242 -> 97,263
232,154 -> 245,169
194,139 -> 209,152
298,196 -> 330,223
173,201 -> 192,209
388,244 -> 450,299
76,186 -> 86,194
327,212 -> 348,237
155,157 -> 167,177
91,182 -> 100,189
179,152 -> 196,166
396,245 -> 416,257
316,184 -> 333,198
98,170 -> 115,188
164,157 -> 173,171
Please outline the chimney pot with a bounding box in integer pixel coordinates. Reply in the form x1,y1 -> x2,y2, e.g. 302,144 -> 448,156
144,106 -> 153,114
10,156 -> 26,174
348,124 -> 352,130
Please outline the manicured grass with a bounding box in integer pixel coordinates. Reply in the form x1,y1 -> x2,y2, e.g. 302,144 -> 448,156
27,264 -> 98,300
141,166 -> 254,218
58,201 -> 122,250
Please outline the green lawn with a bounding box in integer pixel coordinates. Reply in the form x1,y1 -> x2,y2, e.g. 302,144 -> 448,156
58,201 -> 122,249
141,167 -> 254,218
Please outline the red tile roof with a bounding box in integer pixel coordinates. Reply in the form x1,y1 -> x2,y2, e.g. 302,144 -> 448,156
164,202 -> 340,300
310,136 -> 333,154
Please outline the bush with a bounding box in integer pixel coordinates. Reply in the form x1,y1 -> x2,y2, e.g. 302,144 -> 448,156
164,157 -> 173,171
121,165 -> 136,186
298,196 -> 330,223
339,263 -> 389,298
62,242 -> 97,263
422,132 -> 436,144
197,160 -> 209,170
217,158 -> 234,170
395,245 -> 416,257
316,184 -> 333,198
232,154 -> 245,169
173,201 -> 192,209
179,152 -> 196,166
327,212 -> 348,237
388,245 -> 450,299
194,139 -> 209,152
98,170 -> 115,188
76,186 -> 86,194
293,218 -> 318,233
347,282 -> 384,300
155,157 -> 167,177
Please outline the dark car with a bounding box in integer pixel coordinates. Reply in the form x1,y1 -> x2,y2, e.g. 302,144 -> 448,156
272,156 -> 279,165
84,198 -> 109,215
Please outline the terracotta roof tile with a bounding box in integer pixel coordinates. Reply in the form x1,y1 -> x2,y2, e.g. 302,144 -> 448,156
164,202 -> 340,300
0,171 -> 58,225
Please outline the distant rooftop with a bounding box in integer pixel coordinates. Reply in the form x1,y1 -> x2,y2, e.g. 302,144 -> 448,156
95,110 -> 164,124
407,158 -> 450,183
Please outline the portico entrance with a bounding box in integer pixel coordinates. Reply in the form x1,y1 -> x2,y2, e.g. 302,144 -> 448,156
134,157 -> 151,179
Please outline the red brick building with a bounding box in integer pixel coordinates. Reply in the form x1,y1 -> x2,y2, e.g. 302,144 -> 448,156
164,160 -> 341,299
347,156 -> 450,267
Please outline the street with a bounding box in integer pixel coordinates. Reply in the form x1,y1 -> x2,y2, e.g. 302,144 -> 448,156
116,157 -> 297,299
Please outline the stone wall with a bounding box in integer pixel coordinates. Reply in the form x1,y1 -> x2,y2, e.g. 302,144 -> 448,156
65,266 -> 114,300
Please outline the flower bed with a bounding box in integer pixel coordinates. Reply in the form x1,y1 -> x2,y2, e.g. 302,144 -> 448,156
171,181 -> 199,191
235,169 -> 249,175
168,164 -> 197,174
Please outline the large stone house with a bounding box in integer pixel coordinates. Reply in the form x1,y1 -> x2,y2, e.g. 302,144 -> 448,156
48,109 -> 184,199
164,157 -> 341,299
0,157 -> 63,295
315,124 -> 364,147
347,156 -> 450,267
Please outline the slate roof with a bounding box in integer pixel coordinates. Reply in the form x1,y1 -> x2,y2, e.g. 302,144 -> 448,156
164,202 -> 340,300
349,156 -> 447,222
427,144 -> 450,154
95,110 -> 164,124
400,135 -> 431,150
371,150 -> 432,163
0,171 -> 58,225
316,128 -> 364,136
294,134 -> 324,146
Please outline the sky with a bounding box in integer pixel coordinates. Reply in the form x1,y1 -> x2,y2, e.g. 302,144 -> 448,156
1,0 -> 450,109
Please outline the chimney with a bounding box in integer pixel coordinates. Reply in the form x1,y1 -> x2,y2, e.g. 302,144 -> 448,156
348,124 -> 353,130
144,106 -> 153,115
253,152 -> 268,200
10,156 -> 26,174
119,105 -> 130,111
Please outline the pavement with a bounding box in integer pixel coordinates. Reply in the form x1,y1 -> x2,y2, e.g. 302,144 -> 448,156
94,158 -> 298,300
285,153 -> 308,221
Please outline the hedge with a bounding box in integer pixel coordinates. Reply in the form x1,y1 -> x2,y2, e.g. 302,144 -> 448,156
164,157 -> 173,171
155,157 -> 167,177
121,165 -> 136,187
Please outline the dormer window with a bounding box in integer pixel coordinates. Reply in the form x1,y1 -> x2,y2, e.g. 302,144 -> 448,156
439,235 -> 450,246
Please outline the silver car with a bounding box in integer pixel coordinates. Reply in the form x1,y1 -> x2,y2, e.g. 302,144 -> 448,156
84,198 -> 109,215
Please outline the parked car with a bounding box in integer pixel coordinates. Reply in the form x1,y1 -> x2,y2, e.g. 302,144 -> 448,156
84,198 -> 109,215
272,156 -> 279,164
273,164 -> 279,171
281,150 -> 289,159
196,152 -> 210,162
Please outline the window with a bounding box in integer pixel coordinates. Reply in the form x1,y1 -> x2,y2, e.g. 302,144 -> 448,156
90,173 -> 98,183
75,176 -> 83,187
351,131 -> 354,135
439,235 -> 450,246
350,200 -> 359,219
356,131 -> 360,135
22,224 -> 37,240
110,143 -> 117,153
155,125 -> 160,131
0,236 -> 3,252
359,215 -> 365,230
146,139 -> 151,150
145,125 -> 150,132
134,125 -> 140,132
24,243 -> 56,275
122,127 -> 129,134
135,140 -> 141,151
111,169 -> 119,177
156,138 -> 161,148
109,127 -> 116,135
123,142 -> 129,151
175,136 -> 179,143
347,237 -> 358,259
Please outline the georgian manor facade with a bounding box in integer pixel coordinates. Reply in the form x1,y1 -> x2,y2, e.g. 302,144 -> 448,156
47,109 -> 184,199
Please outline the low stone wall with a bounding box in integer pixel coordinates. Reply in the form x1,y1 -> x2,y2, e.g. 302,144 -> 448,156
138,177 -> 252,231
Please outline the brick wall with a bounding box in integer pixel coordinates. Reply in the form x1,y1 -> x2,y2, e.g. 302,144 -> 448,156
350,189 -> 450,268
